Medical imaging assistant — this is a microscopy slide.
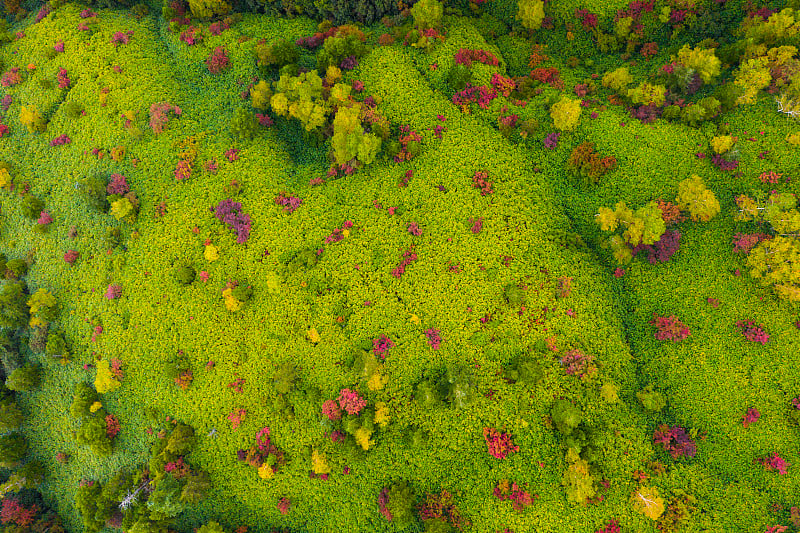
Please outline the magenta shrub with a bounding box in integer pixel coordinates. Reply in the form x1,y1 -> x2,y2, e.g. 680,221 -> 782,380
650,314 -> 690,341
736,320 -> 769,345
653,424 -> 697,459
206,46 -> 230,74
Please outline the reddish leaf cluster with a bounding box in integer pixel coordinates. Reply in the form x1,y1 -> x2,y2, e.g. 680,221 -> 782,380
736,320 -> 769,345
632,230 -> 681,264
174,370 -> 193,390
338,388 -> 367,415
275,191 -> 302,213
560,349 -> 596,379
425,328 -> 442,350
650,314 -> 690,341
377,487 -> 393,520
63,249 -> 79,265
653,424 -> 697,459
452,84 -> 498,110
472,170 -> 494,196
324,220 -> 354,244
757,452 -> 790,474
656,200 -> 686,225
0,498 -> 38,527
574,8 -> 598,30
732,232 -> 771,254
391,247 -> 418,279
711,153 -> 738,171
321,399 -> 342,421
394,125 -> 423,162
530,67 -> 564,89
105,414 -> 121,439
373,335 -> 395,359
1,67 -> 22,87
483,427 -> 519,459
206,46 -> 230,74
758,171 -> 783,184
56,67 -> 71,89
596,520 -> 621,533
742,407 -> 760,428
528,44 -> 549,68
491,73 -> 516,97
494,479 -> 536,512
640,42 -> 659,58
567,142 -> 617,183
418,490 -> 469,530
454,48 -> 499,68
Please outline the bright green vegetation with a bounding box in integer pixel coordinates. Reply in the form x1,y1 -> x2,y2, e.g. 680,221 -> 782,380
0,0 -> 798,532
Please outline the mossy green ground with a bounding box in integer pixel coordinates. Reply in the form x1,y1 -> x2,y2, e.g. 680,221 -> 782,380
0,3 -> 798,533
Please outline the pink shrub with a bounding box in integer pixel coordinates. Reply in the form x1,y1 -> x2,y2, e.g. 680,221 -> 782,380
63,250 -> 79,265
742,407 -> 760,428
106,173 -> 130,195
174,160 -> 191,181
338,388 -> 366,415
206,46 -> 231,74
321,399 -> 342,421
736,320 -> 769,344
483,427 -> 519,459
757,452 -> 790,474
650,314 -> 690,341
149,102 -> 182,135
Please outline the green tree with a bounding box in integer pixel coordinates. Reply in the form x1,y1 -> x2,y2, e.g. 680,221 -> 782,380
0,432 -> 28,467
0,401 -> 23,432
147,475 -> 186,519
0,281 -> 28,329
551,399 -> 582,435
75,416 -> 113,455
5,365 -> 41,392
411,0 -> 443,31
71,382 -> 99,419
187,0 -> 230,19
675,175 -> 720,222
331,104 -> 382,166
180,471 -> 211,504
516,0 -> 544,30
550,97 -> 582,132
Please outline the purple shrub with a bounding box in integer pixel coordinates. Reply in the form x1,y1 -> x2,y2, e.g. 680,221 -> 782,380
373,335 -> 395,359
275,192 -> 303,213
736,320 -> 769,344
425,328 -> 442,350
632,230 -> 681,264
653,425 -> 697,459
106,174 -> 130,196
650,314 -> 690,341
206,46 -> 230,74
711,153 -> 739,171
543,132 -> 560,149
213,199 -> 251,244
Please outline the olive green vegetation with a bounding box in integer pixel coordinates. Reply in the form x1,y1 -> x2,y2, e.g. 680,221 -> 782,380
0,1 -> 798,532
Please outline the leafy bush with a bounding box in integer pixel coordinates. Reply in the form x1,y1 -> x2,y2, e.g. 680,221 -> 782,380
70,382 -> 99,419
230,108 -> 259,140
0,281 -> 28,329
187,0 -> 230,19
551,399 -> 582,435
637,385 -> 666,413
21,195 -> 44,220
411,0 -> 443,31
675,175 -> 720,222
516,0 -> 544,31
5,365 -> 40,392
0,401 -> 23,432
19,106 -> 46,133
550,97 -> 581,132
0,432 -> 27,467
75,415 -> 113,455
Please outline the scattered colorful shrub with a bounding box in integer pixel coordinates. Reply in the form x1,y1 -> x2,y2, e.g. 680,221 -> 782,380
653,425 -> 697,459
650,314 -> 690,341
